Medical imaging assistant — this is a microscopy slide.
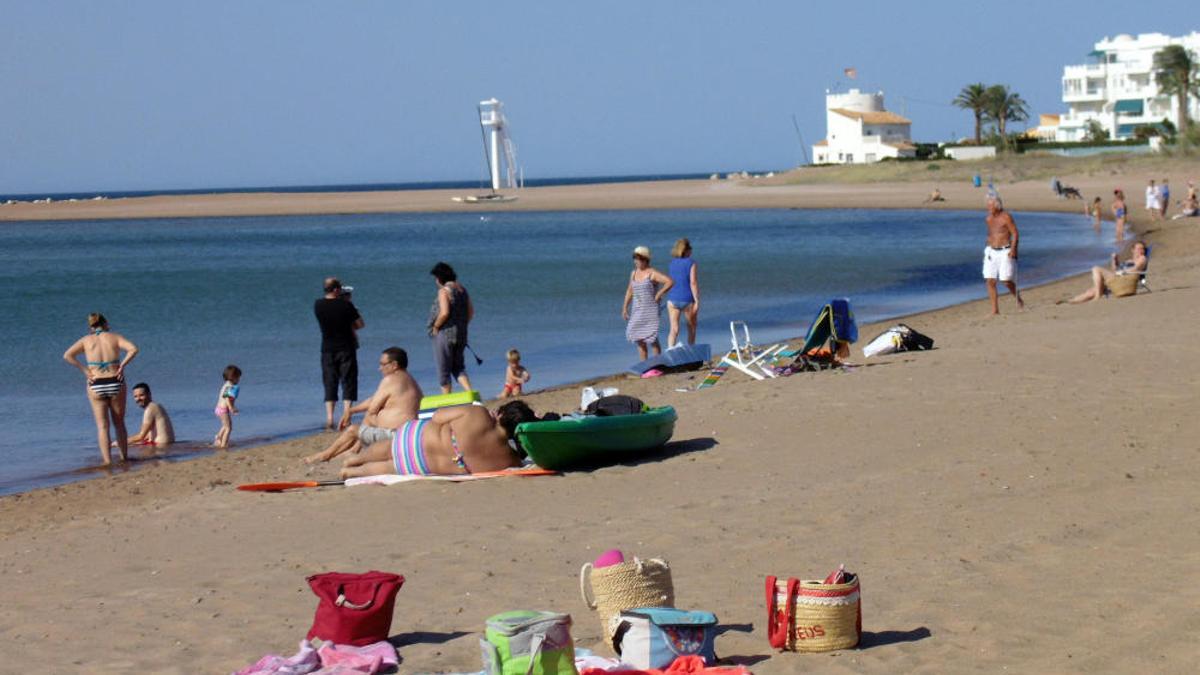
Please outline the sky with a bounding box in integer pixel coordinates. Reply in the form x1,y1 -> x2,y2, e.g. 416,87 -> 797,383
1,1 -> 1195,195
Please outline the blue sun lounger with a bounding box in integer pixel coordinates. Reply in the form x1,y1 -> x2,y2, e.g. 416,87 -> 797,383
627,343 -> 713,375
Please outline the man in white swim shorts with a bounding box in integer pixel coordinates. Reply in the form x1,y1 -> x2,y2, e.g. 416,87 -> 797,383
982,193 -> 1024,315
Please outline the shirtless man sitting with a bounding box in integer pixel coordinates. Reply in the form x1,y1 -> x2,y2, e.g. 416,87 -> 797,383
125,382 -> 174,447
304,347 -> 422,464
340,400 -> 538,478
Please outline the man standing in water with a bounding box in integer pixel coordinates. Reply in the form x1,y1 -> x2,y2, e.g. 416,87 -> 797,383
983,193 -> 1023,315
126,382 -> 174,447
314,277 -> 364,429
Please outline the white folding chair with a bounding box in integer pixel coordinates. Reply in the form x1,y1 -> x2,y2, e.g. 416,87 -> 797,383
719,321 -> 785,380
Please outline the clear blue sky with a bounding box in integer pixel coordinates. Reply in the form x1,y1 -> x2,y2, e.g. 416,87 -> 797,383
1,1 -> 1193,194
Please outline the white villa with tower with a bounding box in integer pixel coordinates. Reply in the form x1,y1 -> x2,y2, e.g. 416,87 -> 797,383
1055,31 -> 1200,142
812,89 -> 915,164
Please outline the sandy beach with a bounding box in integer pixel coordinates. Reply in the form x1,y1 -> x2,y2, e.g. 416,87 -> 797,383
2,166 -> 1199,673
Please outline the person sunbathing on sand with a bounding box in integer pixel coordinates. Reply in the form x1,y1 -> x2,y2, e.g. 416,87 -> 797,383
1065,241 -> 1148,304
304,347 -> 422,464
340,400 -> 537,478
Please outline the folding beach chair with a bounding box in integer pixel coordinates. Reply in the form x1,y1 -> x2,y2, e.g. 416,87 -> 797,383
718,321 -> 785,380
769,299 -> 859,372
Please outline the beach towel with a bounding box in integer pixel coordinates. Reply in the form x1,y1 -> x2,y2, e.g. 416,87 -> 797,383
344,466 -> 557,487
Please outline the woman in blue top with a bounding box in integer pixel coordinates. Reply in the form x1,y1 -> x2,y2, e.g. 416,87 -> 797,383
666,238 -> 700,348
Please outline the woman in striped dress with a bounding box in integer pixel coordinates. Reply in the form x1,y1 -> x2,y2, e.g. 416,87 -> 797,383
621,246 -> 673,361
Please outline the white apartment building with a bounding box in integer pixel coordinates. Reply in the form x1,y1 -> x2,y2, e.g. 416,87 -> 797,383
1058,31 -> 1200,142
812,89 -> 914,164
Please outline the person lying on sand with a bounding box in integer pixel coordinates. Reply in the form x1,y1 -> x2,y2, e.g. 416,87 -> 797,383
1063,241 -> 1148,304
922,187 -> 945,204
304,347 -> 422,464
339,400 -> 537,478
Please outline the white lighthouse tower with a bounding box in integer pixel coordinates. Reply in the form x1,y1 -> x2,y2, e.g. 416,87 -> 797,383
477,98 -> 520,191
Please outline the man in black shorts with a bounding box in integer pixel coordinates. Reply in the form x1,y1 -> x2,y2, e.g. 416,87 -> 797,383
314,277 -> 364,429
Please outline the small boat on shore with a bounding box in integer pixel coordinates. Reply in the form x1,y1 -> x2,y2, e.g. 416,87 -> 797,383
451,194 -> 518,204
515,406 -> 678,470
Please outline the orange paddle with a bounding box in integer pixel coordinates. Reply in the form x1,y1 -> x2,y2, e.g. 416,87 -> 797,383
236,480 -> 344,492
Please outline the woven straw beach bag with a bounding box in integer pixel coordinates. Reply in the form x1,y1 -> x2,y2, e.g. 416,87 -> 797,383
766,573 -> 861,653
1109,273 -> 1139,298
580,557 -> 674,643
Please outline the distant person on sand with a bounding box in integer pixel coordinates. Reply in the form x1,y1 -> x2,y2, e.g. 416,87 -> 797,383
1159,178 -> 1170,218
1111,189 -> 1128,242
428,262 -> 475,395
340,400 -> 538,478
314,277 -> 364,429
1145,179 -> 1160,222
126,383 -> 174,447
922,187 -> 946,204
1065,241 -> 1149,304
305,347 -> 422,464
1087,197 -> 1103,232
63,313 -> 139,465
499,348 -> 531,398
666,238 -> 700,348
982,193 -> 1023,315
213,365 -> 241,448
623,245 -> 673,360
1172,191 -> 1198,219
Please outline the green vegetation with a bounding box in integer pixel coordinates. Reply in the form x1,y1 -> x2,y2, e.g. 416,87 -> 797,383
758,152 -> 1185,186
1153,44 -> 1198,139
1083,119 -> 1109,142
952,82 -> 1028,151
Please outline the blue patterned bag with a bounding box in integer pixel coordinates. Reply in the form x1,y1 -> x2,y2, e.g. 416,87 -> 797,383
612,607 -> 718,669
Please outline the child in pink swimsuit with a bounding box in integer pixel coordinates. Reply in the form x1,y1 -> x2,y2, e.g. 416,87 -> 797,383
213,364 -> 242,448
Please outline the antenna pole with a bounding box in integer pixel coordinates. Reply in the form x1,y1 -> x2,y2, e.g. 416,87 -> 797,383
791,114 -> 810,165
476,105 -> 496,194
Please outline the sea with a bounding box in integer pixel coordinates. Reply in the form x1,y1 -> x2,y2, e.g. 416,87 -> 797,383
0,201 -> 1117,495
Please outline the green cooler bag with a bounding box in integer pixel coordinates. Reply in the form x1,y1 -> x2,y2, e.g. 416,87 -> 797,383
481,610 -> 577,675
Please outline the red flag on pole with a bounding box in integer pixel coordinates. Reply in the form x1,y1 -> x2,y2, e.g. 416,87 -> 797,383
844,67 -> 857,79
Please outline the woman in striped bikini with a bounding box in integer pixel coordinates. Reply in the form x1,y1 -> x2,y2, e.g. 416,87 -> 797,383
621,246 -> 673,361
340,400 -> 538,478
63,313 -> 139,465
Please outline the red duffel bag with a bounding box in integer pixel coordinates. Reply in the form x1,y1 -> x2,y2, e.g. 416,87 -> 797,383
306,571 -> 405,646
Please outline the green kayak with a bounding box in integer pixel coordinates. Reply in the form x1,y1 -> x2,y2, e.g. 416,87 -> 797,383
515,406 -> 678,470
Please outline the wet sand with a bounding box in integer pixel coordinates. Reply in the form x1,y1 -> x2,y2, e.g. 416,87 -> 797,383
2,170 -> 1199,673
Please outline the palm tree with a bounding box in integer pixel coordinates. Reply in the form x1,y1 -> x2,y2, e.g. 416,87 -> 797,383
953,83 -> 989,144
1153,44 -> 1199,138
984,85 -> 1029,148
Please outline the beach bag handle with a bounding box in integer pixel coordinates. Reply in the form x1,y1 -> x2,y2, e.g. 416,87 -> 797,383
580,562 -> 598,609
765,576 -> 799,650
335,589 -> 373,611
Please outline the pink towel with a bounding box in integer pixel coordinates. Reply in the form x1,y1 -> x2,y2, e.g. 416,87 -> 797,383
234,641 -> 319,675
315,641 -> 398,674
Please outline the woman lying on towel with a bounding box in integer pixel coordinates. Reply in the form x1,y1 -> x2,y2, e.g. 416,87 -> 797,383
340,400 -> 538,478
1065,240 -> 1148,304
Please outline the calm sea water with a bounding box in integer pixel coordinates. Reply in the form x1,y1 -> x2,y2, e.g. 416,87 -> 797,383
0,208 -> 1115,494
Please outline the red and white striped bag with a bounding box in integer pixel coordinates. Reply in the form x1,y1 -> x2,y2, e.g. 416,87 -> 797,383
765,566 -> 861,652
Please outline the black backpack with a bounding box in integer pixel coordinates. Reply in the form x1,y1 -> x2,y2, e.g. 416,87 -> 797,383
584,395 -> 647,417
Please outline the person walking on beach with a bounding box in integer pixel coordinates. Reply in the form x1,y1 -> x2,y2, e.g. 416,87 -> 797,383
622,245 -> 673,360
666,238 -> 700,348
1111,189 -> 1128,243
126,383 -> 174,448
213,365 -> 241,448
982,195 -> 1023,315
314,277 -> 363,429
428,262 -> 474,395
1159,178 -> 1170,219
305,347 -> 422,464
63,313 -> 139,465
